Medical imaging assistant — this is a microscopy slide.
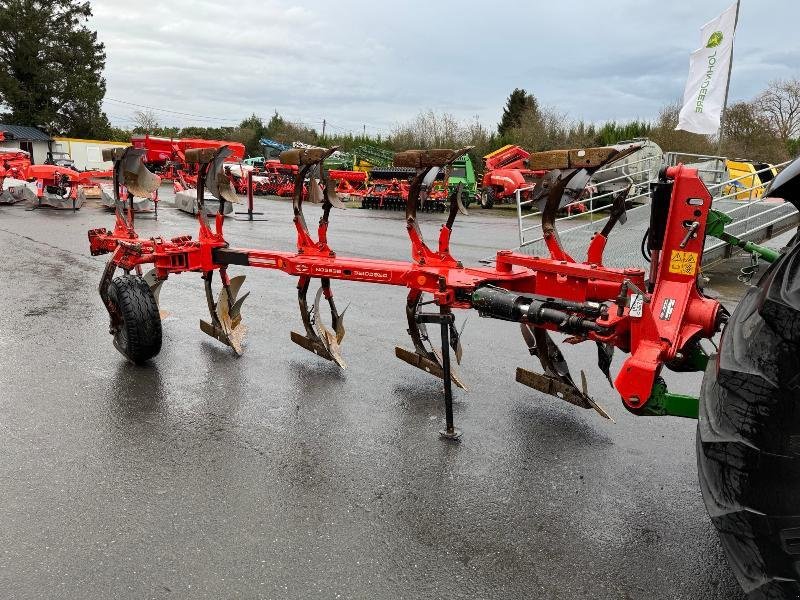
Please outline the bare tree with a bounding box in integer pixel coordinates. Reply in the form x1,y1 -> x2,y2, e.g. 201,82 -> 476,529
755,78 -> 800,144
390,110 -> 467,149
132,109 -> 159,133
721,101 -> 787,163
648,102 -> 715,156
505,104 -> 568,152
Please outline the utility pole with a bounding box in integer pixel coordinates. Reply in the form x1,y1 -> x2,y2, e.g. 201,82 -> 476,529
322,119 -> 326,138
363,124 -> 366,138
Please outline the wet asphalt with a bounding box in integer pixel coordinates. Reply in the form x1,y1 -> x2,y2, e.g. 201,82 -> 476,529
0,190 -> 759,599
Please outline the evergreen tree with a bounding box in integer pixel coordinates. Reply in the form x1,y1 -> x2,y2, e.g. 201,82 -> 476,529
238,113 -> 265,156
498,88 -> 538,137
0,0 -> 109,137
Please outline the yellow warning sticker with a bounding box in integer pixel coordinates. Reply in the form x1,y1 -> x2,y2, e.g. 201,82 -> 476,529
669,250 -> 699,275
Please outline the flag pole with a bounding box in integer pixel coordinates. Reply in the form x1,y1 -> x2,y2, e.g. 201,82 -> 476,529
717,0 -> 742,156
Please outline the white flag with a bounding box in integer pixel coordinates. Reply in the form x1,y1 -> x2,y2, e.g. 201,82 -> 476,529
676,2 -> 739,134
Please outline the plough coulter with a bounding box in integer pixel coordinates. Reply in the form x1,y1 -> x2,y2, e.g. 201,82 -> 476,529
88,142 -> 800,598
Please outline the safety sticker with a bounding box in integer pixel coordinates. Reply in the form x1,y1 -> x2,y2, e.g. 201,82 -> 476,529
668,250 -> 699,275
629,294 -> 644,318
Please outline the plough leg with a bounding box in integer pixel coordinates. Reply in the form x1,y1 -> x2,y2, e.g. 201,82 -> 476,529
395,289 -> 466,389
200,269 -> 249,355
290,276 -> 347,367
516,324 -> 612,420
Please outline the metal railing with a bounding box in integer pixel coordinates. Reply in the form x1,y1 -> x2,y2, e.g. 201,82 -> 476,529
703,160 -> 796,263
515,156 -> 798,268
664,152 -> 728,188
516,153 -> 663,251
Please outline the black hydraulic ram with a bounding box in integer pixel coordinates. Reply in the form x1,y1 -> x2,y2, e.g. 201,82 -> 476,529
471,286 -> 607,335
647,170 -> 673,291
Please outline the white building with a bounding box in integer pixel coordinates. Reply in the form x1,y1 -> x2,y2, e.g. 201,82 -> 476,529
0,124 -> 51,164
52,137 -> 130,170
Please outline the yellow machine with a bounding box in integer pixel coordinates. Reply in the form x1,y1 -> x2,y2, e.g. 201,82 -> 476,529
724,159 -> 778,200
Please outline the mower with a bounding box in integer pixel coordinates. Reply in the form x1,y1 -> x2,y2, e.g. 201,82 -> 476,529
1,146 -> 110,209
99,182 -> 158,214
87,143 -> 800,599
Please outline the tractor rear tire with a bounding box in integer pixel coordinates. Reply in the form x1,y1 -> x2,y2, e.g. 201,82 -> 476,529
698,241 -> 800,600
108,274 -> 162,364
481,187 -> 495,209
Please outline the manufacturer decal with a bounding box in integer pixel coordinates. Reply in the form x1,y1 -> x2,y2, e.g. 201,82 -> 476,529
313,266 -> 343,276
660,298 -> 676,321
352,270 -> 390,280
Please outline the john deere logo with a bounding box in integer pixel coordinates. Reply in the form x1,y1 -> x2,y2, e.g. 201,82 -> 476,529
707,31 -> 724,48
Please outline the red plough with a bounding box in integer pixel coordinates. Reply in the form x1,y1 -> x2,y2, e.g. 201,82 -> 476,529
88,142 -> 724,437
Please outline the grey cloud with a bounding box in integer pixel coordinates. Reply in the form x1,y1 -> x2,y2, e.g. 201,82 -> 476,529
91,0 -> 800,133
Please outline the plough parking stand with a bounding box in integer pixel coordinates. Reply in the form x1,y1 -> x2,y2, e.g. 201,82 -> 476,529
88,142 -> 800,596
89,141 -> 722,429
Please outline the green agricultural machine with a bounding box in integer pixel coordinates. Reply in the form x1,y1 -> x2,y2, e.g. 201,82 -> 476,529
448,154 -> 478,207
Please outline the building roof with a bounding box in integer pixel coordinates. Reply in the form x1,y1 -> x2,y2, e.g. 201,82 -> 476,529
0,124 -> 51,142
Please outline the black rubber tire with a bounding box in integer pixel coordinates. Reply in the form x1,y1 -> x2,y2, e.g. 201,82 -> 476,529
462,190 -> 472,208
698,241 -> 800,600
107,274 -> 162,364
481,187 -> 495,209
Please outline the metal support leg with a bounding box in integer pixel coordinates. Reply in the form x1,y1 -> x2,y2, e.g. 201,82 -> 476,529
236,170 -> 267,221
438,315 -> 461,440
416,309 -> 462,441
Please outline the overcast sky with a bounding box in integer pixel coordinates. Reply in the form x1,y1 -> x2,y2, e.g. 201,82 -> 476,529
90,0 -> 800,135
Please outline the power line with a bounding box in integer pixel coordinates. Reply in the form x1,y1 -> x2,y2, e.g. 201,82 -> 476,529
104,97 -> 241,122
105,97 -> 391,134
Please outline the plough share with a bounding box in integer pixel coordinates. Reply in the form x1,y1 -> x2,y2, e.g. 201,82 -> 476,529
88,142 -> 724,438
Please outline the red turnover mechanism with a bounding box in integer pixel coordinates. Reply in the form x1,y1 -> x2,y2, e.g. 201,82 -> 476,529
88,142 -> 724,437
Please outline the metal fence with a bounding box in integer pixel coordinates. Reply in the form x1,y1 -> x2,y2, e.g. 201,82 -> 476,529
703,160 -> 796,263
515,157 -> 798,268
515,153 -> 663,267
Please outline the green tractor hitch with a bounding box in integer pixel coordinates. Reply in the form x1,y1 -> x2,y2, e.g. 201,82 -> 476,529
706,208 -> 781,264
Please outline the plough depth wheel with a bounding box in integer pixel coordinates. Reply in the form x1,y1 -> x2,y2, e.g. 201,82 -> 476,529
698,240 -> 800,599
107,274 -> 162,364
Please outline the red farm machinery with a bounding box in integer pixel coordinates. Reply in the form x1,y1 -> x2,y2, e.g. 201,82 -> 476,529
361,166 -> 451,211
87,143 -> 800,599
480,144 -> 547,208
131,134 -> 245,181
328,169 -> 368,199
0,147 -> 111,210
